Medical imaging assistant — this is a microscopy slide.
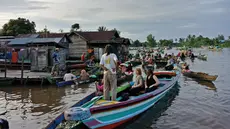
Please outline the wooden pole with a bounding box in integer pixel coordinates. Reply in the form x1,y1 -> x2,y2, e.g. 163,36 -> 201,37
4,47 -> 7,78
21,56 -> 24,84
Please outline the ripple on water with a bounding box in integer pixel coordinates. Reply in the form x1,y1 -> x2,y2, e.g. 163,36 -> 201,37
1,48 -> 230,129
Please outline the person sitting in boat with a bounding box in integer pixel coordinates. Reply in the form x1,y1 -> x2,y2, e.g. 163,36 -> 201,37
117,65 -> 126,79
126,63 -> 133,73
164,53 -> 168,59
158,53 -> 162,59
85,58 -> 95,67
181,52 -> 186,61
129,68 -> 144,96
63,69 -> 78,86
165,55 -> 174,70
146,56 -> 153,65
182,63 -> 191,73
190,53 -> 195,60
177,52 -> 181,57
80,69 -> 90,81
95,79 -> 104,96
145,69 -> 160,93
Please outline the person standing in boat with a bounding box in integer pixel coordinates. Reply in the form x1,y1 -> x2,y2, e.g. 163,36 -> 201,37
145,69 -> 160,92
51,48 -> 60,76
100,45 -> 118,101
81,52 -> 85,62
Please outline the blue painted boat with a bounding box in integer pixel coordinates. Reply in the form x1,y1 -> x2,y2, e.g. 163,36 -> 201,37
46,71 -> 180,129
56,75 -> 97,87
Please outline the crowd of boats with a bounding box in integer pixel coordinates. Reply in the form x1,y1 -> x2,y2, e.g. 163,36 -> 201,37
42,47 -> 218,129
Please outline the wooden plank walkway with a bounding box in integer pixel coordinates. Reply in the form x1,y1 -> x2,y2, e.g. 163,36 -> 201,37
0,70 -> 50,79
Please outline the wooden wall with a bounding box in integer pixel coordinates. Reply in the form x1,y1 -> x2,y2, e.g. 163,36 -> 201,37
68,34 -> 87,57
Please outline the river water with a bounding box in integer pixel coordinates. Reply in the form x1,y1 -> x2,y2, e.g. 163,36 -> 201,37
0,48 -> 230,129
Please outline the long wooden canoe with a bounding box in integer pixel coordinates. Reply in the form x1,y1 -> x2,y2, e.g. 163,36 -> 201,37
45,71 -> 180,129
183,72 -> 218,81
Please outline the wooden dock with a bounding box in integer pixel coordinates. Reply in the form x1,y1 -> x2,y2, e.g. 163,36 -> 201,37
0,70 -> 62,85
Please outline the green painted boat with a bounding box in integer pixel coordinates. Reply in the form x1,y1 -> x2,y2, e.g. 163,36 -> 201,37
0,78 -> 14,85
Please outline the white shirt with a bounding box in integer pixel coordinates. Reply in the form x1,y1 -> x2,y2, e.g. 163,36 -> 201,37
63,73 -> 76,81
100,53 -> 118,74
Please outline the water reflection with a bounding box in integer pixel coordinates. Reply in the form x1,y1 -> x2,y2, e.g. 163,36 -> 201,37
183,77 -> 217,92
0,84 -> 95,129
196,80 -> 217,91
121,84 -> 180,129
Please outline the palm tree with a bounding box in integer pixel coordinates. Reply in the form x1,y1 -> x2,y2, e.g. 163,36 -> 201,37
98,26 -> 108,31
175,38 -> 177,43
228,36 -> 230,40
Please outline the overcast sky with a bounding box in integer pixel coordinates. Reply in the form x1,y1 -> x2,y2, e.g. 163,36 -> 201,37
0,0 -> 229,41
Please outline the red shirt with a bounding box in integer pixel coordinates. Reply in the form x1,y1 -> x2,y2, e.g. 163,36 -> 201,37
81,54 -> 85,61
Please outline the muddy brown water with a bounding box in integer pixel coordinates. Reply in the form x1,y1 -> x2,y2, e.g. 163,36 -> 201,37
0,48 -> 230,129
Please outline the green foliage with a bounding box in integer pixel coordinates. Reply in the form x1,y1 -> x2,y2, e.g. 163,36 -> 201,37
98,26 -> 108,31
146,34 -> 157,47
1,17 -> 36,36
71,23 -> 80,32
133,40 -> 141,47
37,27 -> 50,34
159,39 -> 173,47
111,28 -> 121,35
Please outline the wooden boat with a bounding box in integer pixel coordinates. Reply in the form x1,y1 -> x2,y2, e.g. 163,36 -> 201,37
47,67 -> 101,85
125,60 -> 142,67
183,72 -> 218,81
155,59 -> 168,68
56,75 -> 98,87
197,54 -> 207,61
117,73 -> 133,86
68,64 -> 87,69
66,60 -> 84,65
0,78 -> 14,85
45,71 -> 180,129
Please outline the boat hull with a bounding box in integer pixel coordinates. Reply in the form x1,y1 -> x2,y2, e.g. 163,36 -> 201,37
82,72 -> 180,129
183,72 -> 218,81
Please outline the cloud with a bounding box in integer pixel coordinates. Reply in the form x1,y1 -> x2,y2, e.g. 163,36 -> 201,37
0,0 -> 229,41
179,23 -> 198,29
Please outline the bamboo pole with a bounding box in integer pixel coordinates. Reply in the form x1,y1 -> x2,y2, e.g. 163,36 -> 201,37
21,56 -> 24,84
4,47 -> 7,78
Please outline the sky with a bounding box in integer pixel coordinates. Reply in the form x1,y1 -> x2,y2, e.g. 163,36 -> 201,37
0,0 -> 229,41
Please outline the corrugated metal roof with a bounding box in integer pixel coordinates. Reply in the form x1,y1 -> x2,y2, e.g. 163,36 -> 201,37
30,38 -> 62,43
0,36 -> 14,39
8,38 -> 34,45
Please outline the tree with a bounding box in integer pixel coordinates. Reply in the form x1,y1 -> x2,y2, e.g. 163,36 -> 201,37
217,34 -> 225,40
0,29 -> 3,36
175,38 -> 177,43
98,26 -> 108,31
37,26 -> 50,34
111,28 -> 121,35
71,23 -> 80,32
133,40 -> 141,47
228,36 -> 230,40
1,17 -> 36,36
146,34 -> 157,47
59,29 -> 64,33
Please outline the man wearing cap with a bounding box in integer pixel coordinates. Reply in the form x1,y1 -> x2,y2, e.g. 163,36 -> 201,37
51,48 -> 60,76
